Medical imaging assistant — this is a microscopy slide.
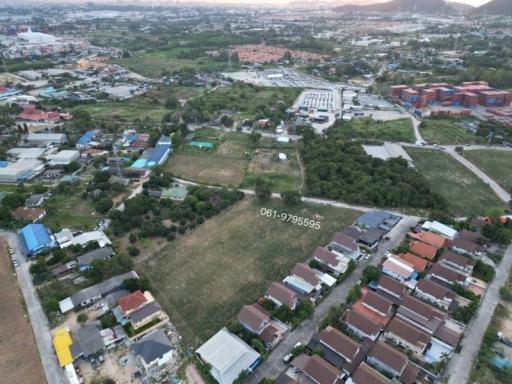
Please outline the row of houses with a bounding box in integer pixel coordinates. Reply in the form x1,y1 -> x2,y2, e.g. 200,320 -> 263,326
194,211 -> 402,384
275,219 -> 491,384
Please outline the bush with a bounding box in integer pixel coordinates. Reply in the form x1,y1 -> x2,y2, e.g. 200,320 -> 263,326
281,190 -> 302,207
361,265 -> 380,285
77,313 -> 88,324
127,245 -> 140,257
346,284 -> 362,304
473,260 -> 496,283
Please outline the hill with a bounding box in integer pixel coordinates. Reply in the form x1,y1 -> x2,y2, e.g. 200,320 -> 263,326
474,0 -> 512,15
448,1 -> 475,12
335,0 -> 457,13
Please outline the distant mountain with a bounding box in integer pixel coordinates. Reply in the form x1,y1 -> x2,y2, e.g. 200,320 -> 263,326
448,1 -> 475,12
474,0 -> 512,15
335,0 -> 457,14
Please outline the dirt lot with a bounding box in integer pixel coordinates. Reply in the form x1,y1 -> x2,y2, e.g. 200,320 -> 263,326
167,153 -> 248,187
0,238 -> 46,384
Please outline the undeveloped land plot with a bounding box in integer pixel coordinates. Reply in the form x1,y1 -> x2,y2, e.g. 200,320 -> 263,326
0,239 -> 45,384
167,154 -> 248,186
137,197 -> 359,346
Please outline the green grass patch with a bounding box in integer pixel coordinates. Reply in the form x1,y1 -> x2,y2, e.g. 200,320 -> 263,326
72,102 -> 169,122
406,148 -> 504,216
419,118 -> 484,145
137,197 -> 359,346
338,118 -> 415,143
464,150 -> 512,192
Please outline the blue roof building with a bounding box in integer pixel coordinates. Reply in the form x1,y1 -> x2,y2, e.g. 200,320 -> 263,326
76,131 -> 97,149
18,223 -> 55,256
130,142 -> 171,169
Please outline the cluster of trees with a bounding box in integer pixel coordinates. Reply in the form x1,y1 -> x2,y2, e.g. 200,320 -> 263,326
109,184 -> 244,243
301,127 -> 447,210
472,260 -> 496,283
260,298 -> 314,329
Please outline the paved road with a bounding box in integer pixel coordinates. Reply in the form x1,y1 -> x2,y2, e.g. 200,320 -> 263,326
447,243 -> 512,384
0,231 -> 65,384
247,216 -> 417,383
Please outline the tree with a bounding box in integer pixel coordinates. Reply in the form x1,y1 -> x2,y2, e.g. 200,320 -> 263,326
127,245 -> 140,257
77,313 -> 88,324
95,198 -> 113,214
251,338 -> 265,354
254,177 -> 271,201
165,96 -> 180,109
64,161 -> 81,173
249,132 -> 262,147
346,284 -> 362,304
361,265 -> 380,285
2,192 -> 25,209
281,190 -> 302,207
226,319 -> 242,334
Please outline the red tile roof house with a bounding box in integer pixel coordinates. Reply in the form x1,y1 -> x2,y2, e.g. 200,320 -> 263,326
409,241 -> 438,261
117,290 -> 155,317
367,341 -> 409,378
439,251 -> 475,276
362,290 -> 395,318
414,279 -> 456,311
427,263 -> 467,286
398,252 -> 429,273
344,310 -> 382,341
265,282 -> 298,310
383,317 -> 431,356
408,231 -> 447,249
381,255 -> 415,282
396,295 -> 444,334
376,275 -> 406,302
17,104 -> 61,123
328,232 -> 361,260
292,354 -> 342,384
349,363 -> 391,384
312,247 -> 350,276
237,304 -> 271,335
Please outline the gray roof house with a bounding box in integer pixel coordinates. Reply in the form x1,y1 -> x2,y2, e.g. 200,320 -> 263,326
59,271 -> 139,313
131,329 -> 174,375
77,247 -> 115,267
71,325 -> 105,359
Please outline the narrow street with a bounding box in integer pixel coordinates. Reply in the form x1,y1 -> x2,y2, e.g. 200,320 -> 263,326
447,243 -> 512,384
0,231 -> 65,384
247,216 -> 417,383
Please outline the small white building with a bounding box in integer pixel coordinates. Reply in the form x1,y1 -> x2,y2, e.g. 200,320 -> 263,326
196,328 -> 260,384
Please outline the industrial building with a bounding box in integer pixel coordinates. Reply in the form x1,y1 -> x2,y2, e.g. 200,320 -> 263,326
26,132 -> 67,145
389,81 -> 512,109
76,130 -> 97,149
18,223 -> 55,256
7,147 -> 46,160
0,159 -> 44,183
48,150 -> 80,166
130,135 -> 172,169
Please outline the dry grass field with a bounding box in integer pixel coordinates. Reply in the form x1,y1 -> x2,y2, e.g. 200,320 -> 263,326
136,197 -> 359,346
0,238 -> 45,384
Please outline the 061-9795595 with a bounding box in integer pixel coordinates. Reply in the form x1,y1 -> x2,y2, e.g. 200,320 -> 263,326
260,207 -> 321,229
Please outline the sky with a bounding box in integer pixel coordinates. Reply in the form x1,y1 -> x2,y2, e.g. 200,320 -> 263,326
24,0 -> 494,7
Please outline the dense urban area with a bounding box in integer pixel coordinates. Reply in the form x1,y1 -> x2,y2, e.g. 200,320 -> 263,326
0,1 -> 512,384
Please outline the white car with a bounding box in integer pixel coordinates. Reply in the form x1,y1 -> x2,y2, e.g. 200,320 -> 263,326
283,353 -> 293,363
13,260 -> 19,267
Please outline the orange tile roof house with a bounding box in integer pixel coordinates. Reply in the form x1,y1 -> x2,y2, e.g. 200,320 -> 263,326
408,231 -> 447,249
117,290 -> 154,316
292,354 -> 342,384
265,282 -> 298,310
237,304 -> 270,335
409,241 -> 437,260
398,252 -> 429,272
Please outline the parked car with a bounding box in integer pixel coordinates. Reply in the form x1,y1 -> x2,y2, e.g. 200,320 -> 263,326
283,353 -> 293,363
13,260 -> 19,267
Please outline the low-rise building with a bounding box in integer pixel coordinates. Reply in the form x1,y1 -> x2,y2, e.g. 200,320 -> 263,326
383,317 -> 431,355
427,263 -> 466,286
382,255 -> 415,282
237,304 -> 270,336
348,363 -> 390,384
376,276 -> 406,302
131,329 -> 174,377
329,232 -> 361,260
313,246 -> 350,275
362,290 -> 394,318
292,354 -> 342,384
414,279 -> 456,310
421,220 -> 457,239
265,282 -> 298,310
396,295 -> 444,334
344,310 -> 382,341
367,342 -> 408,377
196,328 -> 260,384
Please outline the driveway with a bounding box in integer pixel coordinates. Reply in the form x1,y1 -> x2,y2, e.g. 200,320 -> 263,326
247,216 -> 417,383
446,243 -> 512,384
0,231 -> 65,384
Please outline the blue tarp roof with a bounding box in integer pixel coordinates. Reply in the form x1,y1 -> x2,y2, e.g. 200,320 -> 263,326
19,223 -> 53,255
0,161 -> 10,168
77,130 -> 96,146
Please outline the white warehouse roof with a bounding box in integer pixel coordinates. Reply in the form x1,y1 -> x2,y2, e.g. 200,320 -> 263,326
58,230 -> 111,249
7,147 -> 46,159
196,328 -> 260,384
48,150 -> 80,165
